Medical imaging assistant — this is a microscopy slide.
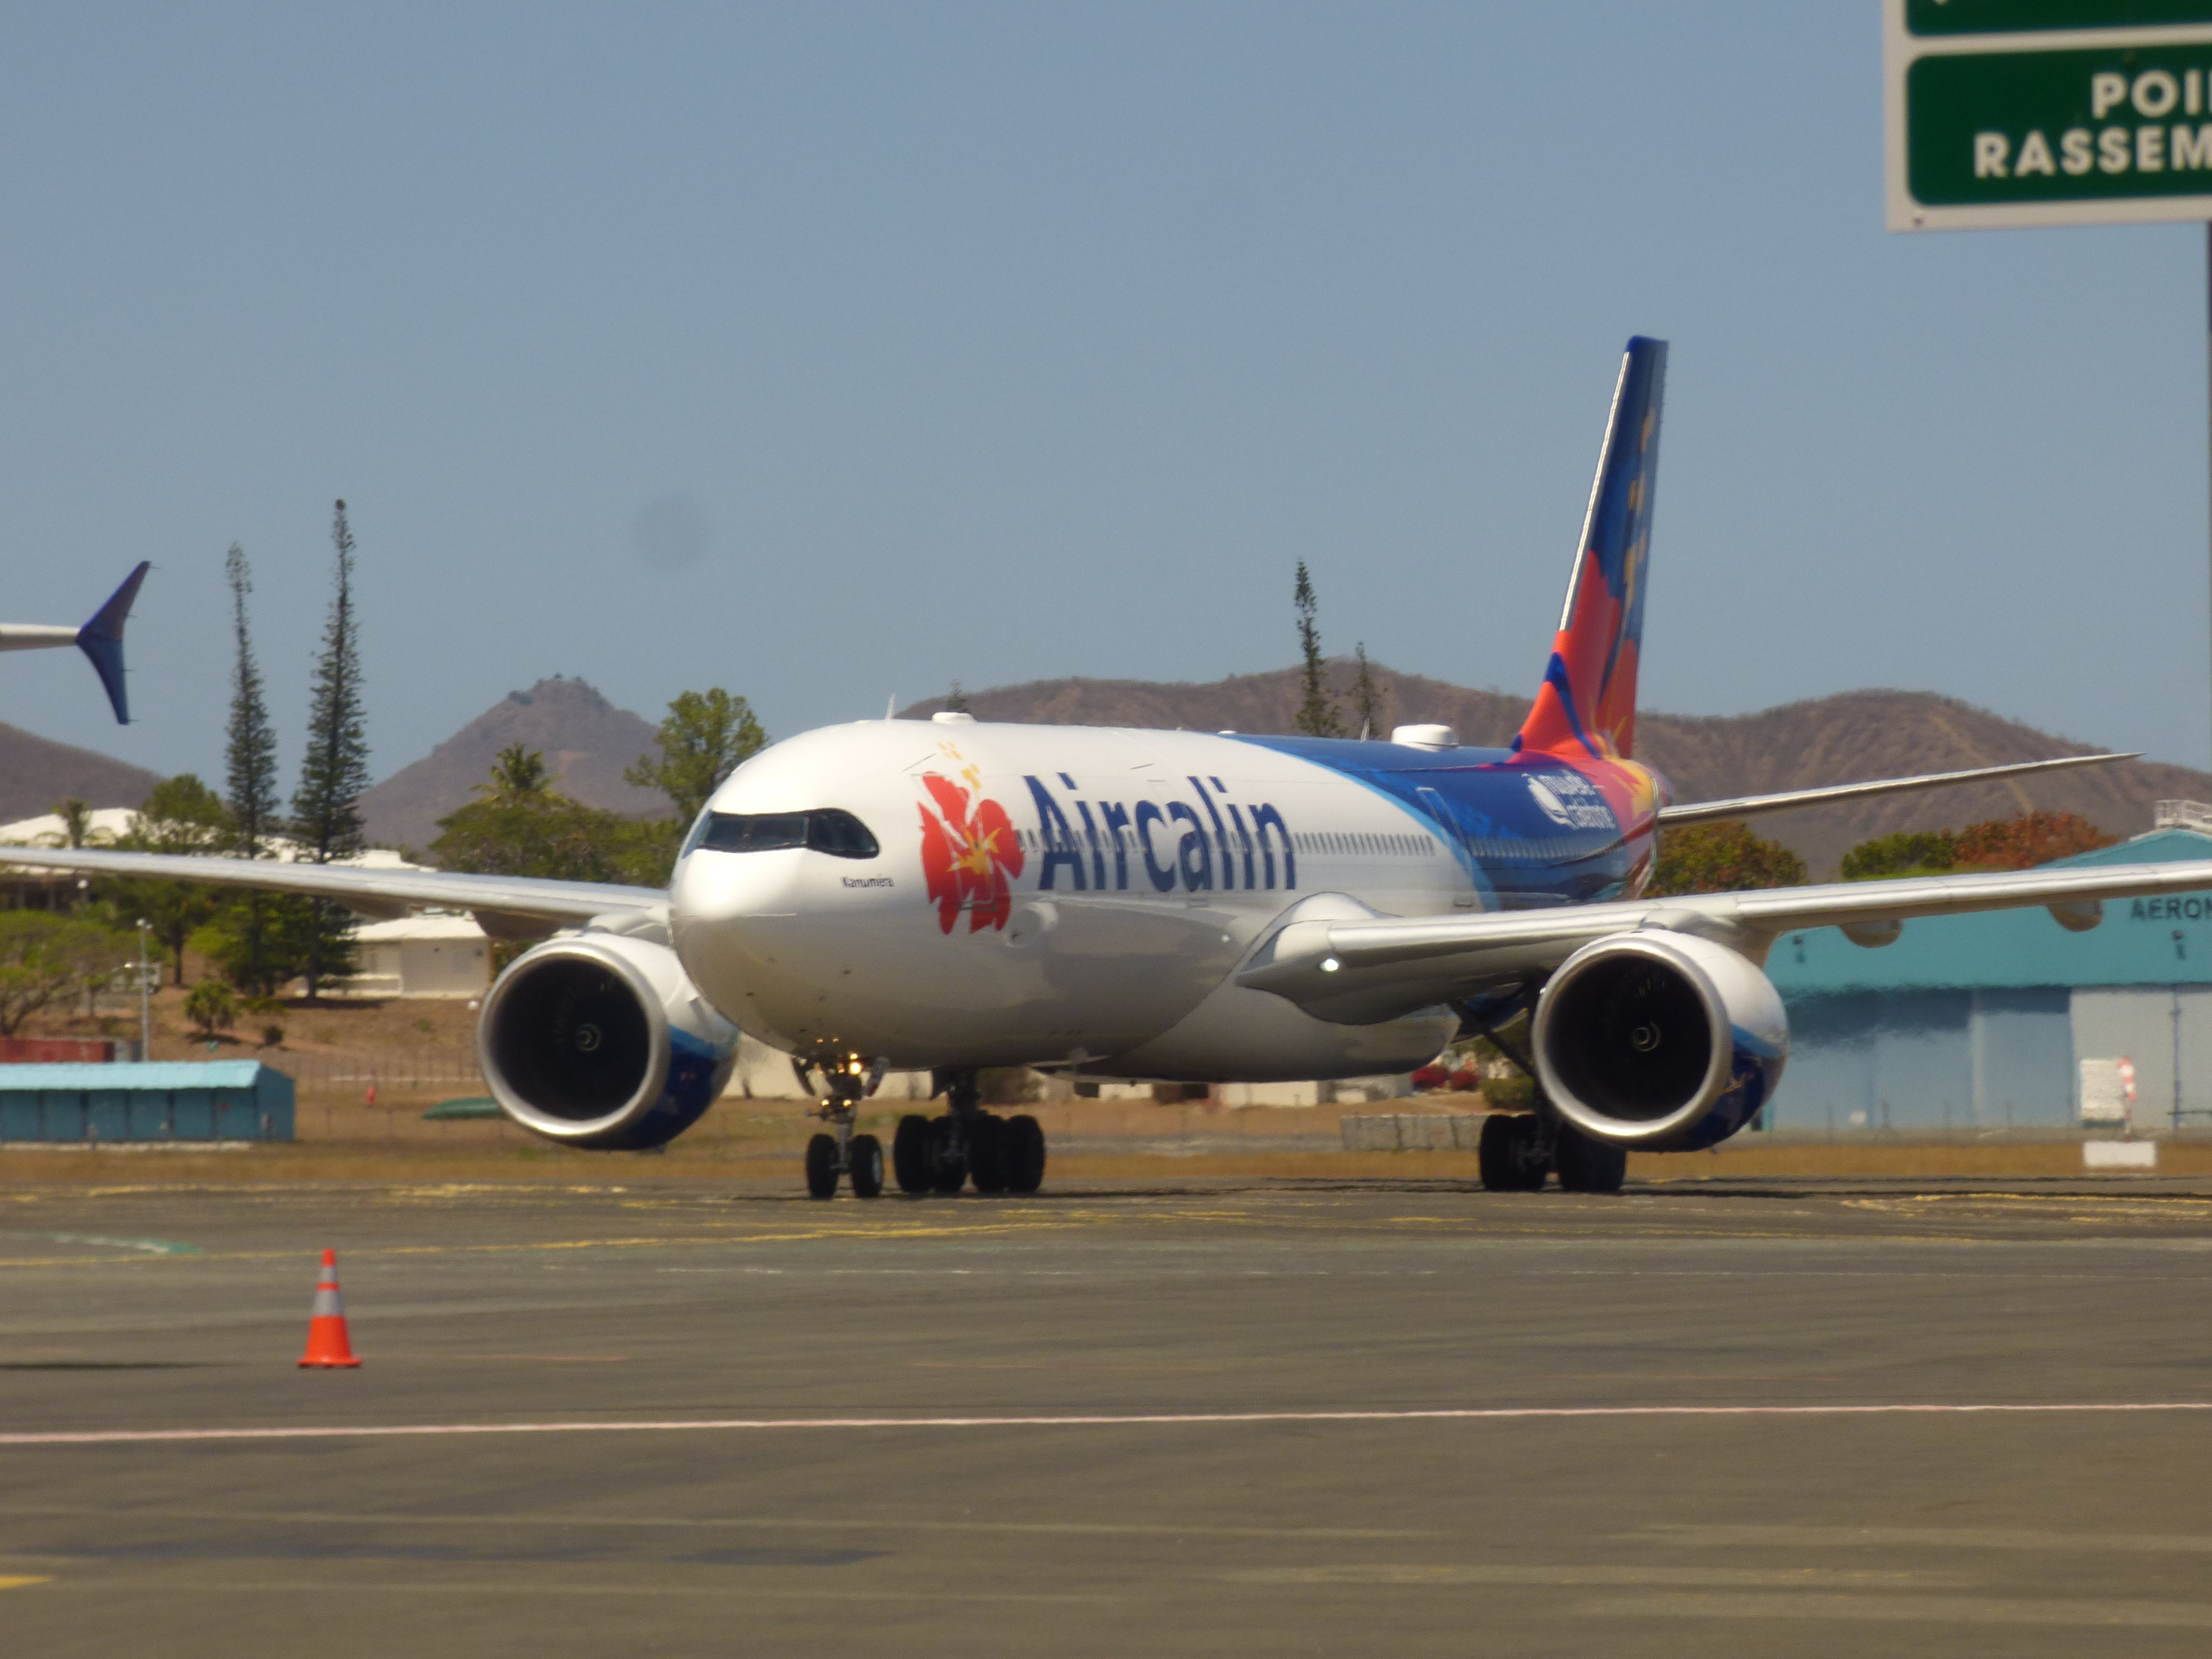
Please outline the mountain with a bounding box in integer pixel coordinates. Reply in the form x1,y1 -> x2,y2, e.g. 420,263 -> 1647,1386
359,677 -> 671,854
902,667 -> 2212,876
0,721 -> 162,824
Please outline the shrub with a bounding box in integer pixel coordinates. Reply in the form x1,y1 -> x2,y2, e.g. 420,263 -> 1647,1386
184,980 -> 237,1040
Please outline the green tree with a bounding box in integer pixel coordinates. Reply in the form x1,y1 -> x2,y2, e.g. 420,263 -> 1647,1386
290,499 -> 370,998
0,912 -> 133,1035
220,543 -> 285,993
184,979 -> 237,1041
1647,820 -> 1807,897
106,775 -> 234,986
625,687 -> 768,824
51,798 -> 96,850
434,747 -> 673,886
1840,830 -> 1957,882
1292,561 -> 1342,738
1349,642 -> 1385,739
481,743 -> 556,806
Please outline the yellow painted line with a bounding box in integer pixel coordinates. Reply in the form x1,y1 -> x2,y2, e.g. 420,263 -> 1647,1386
0,1575 -> 52,1590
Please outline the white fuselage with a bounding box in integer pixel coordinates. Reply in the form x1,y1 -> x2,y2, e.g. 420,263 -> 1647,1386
668,720 -> 1484,1081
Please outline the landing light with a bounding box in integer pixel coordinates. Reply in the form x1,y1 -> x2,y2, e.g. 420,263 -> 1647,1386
1320,957 -> 1341,973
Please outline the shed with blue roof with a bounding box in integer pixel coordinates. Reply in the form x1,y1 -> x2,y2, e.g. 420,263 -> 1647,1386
0,1061 -> 295,1143
1767,826 -> 2212,1134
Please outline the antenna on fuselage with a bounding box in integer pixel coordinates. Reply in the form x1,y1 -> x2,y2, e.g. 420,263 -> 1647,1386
885,694 -> 896,719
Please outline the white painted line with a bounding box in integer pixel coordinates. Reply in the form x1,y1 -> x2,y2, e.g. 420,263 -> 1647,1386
3,1401 -> 2212,1447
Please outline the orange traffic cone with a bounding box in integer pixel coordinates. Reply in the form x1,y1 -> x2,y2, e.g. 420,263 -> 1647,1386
299,1248 -> 361,1369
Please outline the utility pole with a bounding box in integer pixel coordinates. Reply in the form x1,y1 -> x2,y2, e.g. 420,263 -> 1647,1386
136,916 -> 151,1064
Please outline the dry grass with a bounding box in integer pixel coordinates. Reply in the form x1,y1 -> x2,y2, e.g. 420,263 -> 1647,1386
6,1128 -> 2206,1187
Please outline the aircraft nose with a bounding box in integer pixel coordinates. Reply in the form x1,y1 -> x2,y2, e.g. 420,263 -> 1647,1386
671,847 -> 800,936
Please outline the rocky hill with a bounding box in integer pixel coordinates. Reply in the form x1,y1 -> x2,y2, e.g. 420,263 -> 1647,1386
903,666 -> 2212,876
358,678 -> 671,854
0,721 -> 162,824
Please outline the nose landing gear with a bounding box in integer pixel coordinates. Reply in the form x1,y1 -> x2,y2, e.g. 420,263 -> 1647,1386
796,1052 -> 887,1200
891,1070 -> 1046,1196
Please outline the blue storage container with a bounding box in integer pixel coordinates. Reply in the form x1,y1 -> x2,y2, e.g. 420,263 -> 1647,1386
0,1062 -> 295,1142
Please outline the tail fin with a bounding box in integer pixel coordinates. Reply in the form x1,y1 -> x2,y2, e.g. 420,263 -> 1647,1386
1513,337 -> 1666,761
76,562 -> 149,726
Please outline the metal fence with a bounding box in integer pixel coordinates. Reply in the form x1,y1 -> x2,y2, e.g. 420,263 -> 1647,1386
272,1051 -> 484,1092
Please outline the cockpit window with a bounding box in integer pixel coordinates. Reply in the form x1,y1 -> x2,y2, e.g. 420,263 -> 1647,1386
693,808 -> 880,860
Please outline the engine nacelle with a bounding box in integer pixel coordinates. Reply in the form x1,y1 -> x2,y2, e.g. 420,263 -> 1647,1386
1531,931 -> 1786,1152
477,932 -> 740,1151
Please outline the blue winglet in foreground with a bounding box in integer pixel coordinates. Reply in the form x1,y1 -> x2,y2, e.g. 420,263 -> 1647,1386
76,562 -> 149,725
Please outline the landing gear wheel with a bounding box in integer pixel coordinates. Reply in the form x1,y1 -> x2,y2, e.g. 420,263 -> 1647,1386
850,1133 -> 885,1198
892,1115 -> 932,1194
927,1116 -> 966,1194
1002,1114 -> 1046,1194
1478,1113 -> 1547,1192
804,1133 -> 839,1200
967,1114 -> 1007,1193
1554,1124 -> 1626,1194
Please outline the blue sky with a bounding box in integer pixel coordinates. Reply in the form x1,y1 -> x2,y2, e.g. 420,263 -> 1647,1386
2,3 -> 2207,790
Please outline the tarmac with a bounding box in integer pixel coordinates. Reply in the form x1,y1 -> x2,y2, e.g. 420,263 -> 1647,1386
2,1173 -> 2212,1656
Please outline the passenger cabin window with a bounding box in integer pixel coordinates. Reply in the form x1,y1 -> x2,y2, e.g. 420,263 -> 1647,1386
694,808 -> 880,860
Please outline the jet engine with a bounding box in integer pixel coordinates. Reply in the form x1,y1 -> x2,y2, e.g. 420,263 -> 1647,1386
477,932 -> 740,1151
1530,931 -> 1786,1152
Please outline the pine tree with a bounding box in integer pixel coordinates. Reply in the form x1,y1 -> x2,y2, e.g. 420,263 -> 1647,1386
291,500 -> 371,998
1292,560 -> 1342,738
221,545 -> 284,992
1349,642 -> 1385,740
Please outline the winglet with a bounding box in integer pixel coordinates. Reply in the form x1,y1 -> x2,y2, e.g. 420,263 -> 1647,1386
75,562 -> 149,725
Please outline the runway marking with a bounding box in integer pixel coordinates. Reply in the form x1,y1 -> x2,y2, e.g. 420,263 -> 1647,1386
1230,1564 -> 1973,1588
1642,1523 -> 2212,1555
4,1401 -> 2212,1446
0,1575 -> 51,1589
0,1507 -> 1431,1540
1579,1590 -> 2212,1628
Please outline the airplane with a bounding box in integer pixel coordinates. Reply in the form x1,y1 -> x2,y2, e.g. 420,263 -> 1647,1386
0,338 -> 2190,1197
0,563 -> 151,724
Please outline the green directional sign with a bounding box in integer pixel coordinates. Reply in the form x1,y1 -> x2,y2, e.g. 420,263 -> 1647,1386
1907,1 -> 2212,37
1887,0 -> 2212,228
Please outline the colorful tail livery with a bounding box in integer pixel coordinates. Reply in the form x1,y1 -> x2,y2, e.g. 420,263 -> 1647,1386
1514,337 -> 1665,762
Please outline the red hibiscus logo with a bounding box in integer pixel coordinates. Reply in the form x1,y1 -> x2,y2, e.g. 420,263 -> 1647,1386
917,770 -> 1025,934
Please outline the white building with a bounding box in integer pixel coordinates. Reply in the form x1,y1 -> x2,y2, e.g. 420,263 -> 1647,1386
339,913 -> 493,999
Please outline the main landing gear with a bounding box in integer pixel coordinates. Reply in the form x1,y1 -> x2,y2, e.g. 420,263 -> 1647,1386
891,1071 -> 1046,1197
1477,1108 -> 1626,1194
798,1053 -> 887,1201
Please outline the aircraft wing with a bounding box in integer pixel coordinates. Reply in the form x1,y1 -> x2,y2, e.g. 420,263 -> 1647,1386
1656,751 -> 2134,826
0,846 -> 662,940
1238,857 -> 2212,1025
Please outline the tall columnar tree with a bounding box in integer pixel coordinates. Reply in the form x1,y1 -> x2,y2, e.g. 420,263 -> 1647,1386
1292,561 -> 1342,738
224,545 -> 281,857
291,499 -> 371,998
221,544 -> 284,992
1349,642 -> 1385,740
